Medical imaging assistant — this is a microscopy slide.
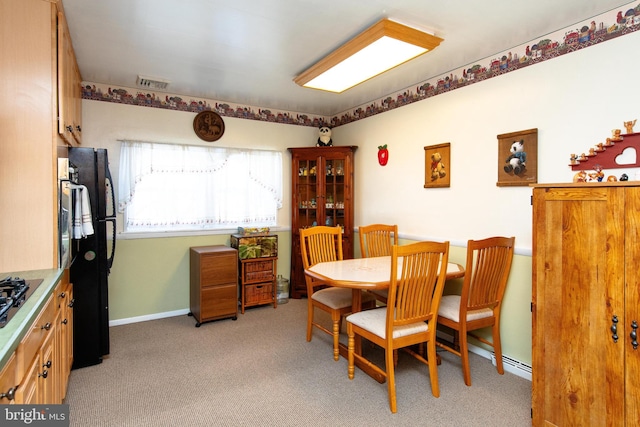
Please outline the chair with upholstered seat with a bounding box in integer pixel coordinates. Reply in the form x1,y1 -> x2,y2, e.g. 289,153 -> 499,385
359,224 -> 398,304
436,236 -> 515,386
346,240 -> 450,413
300,226 -> 376,361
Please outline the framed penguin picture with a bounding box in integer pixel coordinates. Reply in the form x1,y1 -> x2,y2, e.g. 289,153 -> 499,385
424,143 -> 451,188
497,128 -> 538,187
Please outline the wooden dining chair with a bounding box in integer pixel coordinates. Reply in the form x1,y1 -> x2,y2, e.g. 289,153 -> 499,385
436,236 -> 515,386
300,226 -> 376,361
346,240 -> 450,413
359,224 -> 398,304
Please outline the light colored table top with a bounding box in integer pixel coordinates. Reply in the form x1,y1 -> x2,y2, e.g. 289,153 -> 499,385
306,256 -> 464,289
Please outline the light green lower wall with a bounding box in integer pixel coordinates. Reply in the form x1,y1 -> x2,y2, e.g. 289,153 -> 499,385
108,232 -> 291,321
109,232 -> 531,365
394,238 -> 532,365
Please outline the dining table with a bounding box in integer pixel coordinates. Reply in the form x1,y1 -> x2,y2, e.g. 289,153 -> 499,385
305,255 -> 465,383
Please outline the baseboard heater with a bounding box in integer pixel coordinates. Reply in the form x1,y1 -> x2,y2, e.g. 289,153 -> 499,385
437,330 -> 532,381
491,353 -> 532,381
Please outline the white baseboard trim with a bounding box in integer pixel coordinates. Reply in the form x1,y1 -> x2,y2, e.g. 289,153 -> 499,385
109,308 -> 190,327
437,331 -> 532,382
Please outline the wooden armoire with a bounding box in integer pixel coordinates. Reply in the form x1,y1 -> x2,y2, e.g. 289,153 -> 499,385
288,146 -> 357,298
531,182 -> 640,426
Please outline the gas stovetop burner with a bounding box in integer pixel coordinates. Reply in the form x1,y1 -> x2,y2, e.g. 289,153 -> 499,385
0,277 -> 43,327
0,276 -> 29,300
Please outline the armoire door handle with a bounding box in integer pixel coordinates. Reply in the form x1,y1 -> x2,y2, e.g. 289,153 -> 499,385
611,315 -> 619,342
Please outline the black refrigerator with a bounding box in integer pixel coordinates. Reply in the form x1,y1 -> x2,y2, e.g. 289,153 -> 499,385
68,147 -> 116,369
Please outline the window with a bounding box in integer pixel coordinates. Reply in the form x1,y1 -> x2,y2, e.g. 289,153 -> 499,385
118,141 -> 282,232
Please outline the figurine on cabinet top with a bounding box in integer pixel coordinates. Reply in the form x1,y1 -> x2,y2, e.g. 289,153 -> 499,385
624,119 -> 636,134
588,164 -> 605,182
611,128 -> 623,141
316,126 -> 333,147
573,170 -> 587,182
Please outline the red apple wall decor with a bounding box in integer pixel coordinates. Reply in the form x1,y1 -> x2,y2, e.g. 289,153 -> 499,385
378,144 -> 388,166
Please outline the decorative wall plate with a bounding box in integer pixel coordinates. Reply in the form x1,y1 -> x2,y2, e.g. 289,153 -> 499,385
193,110 -> 225,142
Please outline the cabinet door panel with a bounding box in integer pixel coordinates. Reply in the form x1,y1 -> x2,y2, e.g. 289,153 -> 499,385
201,284 -> 237,320
625,188 -> 640,426
532,187 -> 625,425
201,254 -> 237,286
39,326 -> 56,404
16,354 -> 40,404
57,8 -> 82,145
0,353 -> 18,404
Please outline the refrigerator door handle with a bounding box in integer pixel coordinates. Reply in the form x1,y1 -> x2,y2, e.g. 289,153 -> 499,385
100,217 -> 116,274
105,163 -> 116,218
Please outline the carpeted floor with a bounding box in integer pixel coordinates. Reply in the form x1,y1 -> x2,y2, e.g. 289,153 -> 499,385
65,299 -> 531,426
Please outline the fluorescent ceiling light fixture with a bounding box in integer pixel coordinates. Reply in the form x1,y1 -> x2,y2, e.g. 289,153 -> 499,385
294,19 -> 443,93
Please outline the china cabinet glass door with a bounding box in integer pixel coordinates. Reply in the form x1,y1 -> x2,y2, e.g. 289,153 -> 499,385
288,146 -> 357,298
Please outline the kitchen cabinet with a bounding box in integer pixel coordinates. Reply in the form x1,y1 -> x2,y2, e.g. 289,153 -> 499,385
0,353 -> 17,404
531,183 -> 640,426
189,246 -> 239,326
56,278 -> 73,400
288,146 -> 357,298
57,5 -> 83,145
0,274 -> 73,405
16,294 -> 57,404
0,0 -> 82,272
38,321 -> 56,404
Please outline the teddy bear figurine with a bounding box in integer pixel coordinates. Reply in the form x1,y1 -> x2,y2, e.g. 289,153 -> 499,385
611,128 -> 623,141
573,170 -> 587,182
624,119 -> 636,134
430,152 -> 446,180
504,139 -> 526,175
316,126 -> 333,147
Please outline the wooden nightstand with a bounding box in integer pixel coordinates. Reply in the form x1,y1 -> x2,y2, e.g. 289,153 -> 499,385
189,246 -> 238,327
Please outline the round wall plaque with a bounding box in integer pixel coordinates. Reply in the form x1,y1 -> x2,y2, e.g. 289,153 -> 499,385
193,110 -> 225,142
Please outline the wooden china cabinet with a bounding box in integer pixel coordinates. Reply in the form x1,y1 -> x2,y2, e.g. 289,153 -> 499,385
288,146 -> 357,298
531,183 -> 640,426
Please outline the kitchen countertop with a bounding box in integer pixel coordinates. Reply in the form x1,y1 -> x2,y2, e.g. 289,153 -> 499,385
0,268 -> 63,368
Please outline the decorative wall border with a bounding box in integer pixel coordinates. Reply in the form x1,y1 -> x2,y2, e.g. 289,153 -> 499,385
81,83 -> 331,128
81,2 -> 640,129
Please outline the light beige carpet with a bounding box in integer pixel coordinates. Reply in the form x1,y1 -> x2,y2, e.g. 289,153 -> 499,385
65,299 -> 531,426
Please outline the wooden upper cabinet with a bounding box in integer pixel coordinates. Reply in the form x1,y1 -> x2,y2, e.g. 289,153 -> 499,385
532,183 -> 639,426
0,0 -> 59,271
57,5 -> 82,146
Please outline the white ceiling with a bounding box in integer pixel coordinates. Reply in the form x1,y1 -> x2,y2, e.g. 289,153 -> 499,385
62,0 -> 632,117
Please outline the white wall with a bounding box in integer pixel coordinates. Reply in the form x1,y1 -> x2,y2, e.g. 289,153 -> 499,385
337,30 -> 640,251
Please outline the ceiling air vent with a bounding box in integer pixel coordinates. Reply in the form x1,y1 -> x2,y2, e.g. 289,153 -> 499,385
136,75 -> 170,90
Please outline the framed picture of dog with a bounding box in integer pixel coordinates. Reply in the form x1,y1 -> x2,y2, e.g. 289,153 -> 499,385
497,128 -> 538,187
424,143 -> 451,188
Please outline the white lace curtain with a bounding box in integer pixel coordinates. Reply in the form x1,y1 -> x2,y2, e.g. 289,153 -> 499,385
118,141 -> 282,232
